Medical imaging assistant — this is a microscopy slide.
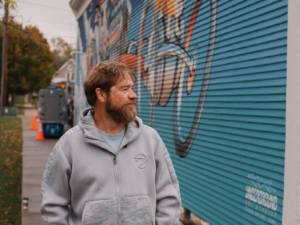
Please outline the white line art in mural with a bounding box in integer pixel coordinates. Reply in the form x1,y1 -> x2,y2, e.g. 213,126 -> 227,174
245,185 -> 278,211
245,174 -> 279,224
134,0 -> 218,158
173,0 -> 217,158
247,174 -> 277,193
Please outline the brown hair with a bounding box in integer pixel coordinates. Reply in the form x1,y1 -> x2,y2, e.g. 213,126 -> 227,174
84,61 -> 136,106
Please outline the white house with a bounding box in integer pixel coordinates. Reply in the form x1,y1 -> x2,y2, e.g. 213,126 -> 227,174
51,58 -> 75,95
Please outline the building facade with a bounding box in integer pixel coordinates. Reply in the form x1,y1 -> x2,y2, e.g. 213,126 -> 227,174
70,0 -> 300,224
51,58 -> 76,95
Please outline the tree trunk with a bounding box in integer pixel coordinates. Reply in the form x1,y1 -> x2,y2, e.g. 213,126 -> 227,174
2,3 -> 8,107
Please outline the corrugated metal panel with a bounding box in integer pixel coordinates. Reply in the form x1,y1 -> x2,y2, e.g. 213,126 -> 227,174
75,0 -> 287,224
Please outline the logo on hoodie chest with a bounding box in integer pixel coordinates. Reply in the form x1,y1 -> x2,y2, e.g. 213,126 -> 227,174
134,154 -> 148,169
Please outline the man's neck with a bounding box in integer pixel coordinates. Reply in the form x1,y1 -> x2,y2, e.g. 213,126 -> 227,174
93,107 -> 125,135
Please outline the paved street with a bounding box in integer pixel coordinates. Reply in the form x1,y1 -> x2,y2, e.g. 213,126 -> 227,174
20,103 -> 57,225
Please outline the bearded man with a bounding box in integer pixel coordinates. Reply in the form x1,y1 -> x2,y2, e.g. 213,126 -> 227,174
40,61 -> 181,225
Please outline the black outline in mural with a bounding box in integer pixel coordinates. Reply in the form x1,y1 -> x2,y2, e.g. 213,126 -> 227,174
173,0 -> 218,158
80,0 -> 218,158
135,0 -> 218,158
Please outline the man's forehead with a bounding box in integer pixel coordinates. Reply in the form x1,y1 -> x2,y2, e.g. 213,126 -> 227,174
116,73 -> 133,85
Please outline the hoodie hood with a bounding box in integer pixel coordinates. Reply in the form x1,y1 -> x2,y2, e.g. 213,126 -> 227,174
79,107 -> 143,154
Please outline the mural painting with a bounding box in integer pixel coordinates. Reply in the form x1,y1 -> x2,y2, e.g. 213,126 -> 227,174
77,0 -> 217,158
75,0 -> 287,224
245,174 -> 279,224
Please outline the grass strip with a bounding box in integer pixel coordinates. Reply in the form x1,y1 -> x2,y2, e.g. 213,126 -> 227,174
0,117 -> 22,224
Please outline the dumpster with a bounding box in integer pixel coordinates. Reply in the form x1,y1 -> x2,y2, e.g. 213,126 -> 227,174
38,87 -> 68,138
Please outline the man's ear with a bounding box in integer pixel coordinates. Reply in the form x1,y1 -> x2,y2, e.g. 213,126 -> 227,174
95,88 -> 107,103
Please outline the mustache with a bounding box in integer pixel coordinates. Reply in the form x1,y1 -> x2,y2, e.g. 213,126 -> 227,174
124,100 -> 136,105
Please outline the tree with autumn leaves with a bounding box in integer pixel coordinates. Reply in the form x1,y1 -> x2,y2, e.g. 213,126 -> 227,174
0,20 -> 57,101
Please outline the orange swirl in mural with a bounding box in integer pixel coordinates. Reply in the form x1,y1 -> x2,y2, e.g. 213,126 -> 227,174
109,27 -> 120,47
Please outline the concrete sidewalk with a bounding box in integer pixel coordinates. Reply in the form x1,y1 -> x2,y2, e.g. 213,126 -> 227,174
20,103 -> 57,225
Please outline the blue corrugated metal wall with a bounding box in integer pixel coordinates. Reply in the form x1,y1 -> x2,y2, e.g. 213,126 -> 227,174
76,0 -> 287,224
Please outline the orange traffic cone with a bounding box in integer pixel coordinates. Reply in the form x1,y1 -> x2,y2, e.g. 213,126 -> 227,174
35,120 -> 45,140
30,115 -> 38,130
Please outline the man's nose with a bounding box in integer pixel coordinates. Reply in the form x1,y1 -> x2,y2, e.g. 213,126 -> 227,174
129,90 -> 137,99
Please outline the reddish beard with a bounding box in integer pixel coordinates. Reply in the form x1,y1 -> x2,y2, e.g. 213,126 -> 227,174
105,97 -> 137,124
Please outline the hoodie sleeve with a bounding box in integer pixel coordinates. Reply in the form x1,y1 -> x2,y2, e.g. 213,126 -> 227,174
40,144 -> 71,225
155,136 -> 181,225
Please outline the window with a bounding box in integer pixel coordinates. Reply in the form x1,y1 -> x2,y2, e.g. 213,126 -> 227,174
66,73 -> 75,82
70,73 -> 75,82
68,64 -> 73,71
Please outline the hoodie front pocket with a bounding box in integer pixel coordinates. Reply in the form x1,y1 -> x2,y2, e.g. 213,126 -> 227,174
120,195 -> 153,225
82,199 -> 118,225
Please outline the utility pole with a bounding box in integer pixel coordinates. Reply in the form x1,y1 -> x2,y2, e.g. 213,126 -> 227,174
0,2 -> 8,115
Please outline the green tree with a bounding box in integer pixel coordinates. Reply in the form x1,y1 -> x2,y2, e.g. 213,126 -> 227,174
0,0 -> 17,10
0,21 -> 57,97
51,37 -> 74,62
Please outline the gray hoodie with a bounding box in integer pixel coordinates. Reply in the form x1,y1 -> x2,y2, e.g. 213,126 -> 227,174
41,107 -> 181,225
